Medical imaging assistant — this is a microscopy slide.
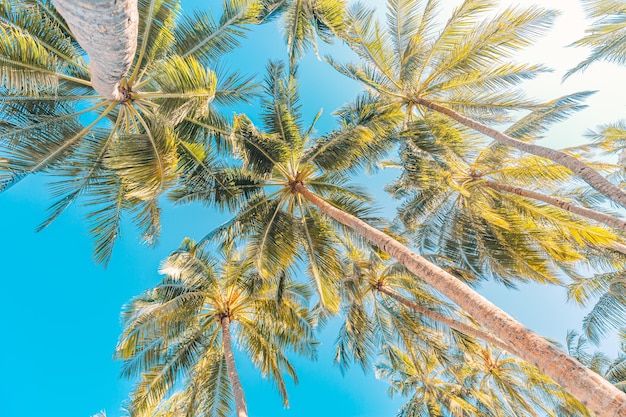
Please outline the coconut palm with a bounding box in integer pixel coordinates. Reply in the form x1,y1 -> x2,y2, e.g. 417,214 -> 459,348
335,240 -> 468,373
170,61 -> 626,415
377,337 -> 590,417
338,246 -> 584,416
116,238 -> 317,417
0,0 -> 260,263
386,95 -> 622,288
50,0 -> 349,88
328,0 -> 626,208
377,345 -> 482,417
171,61 -> 396,313
459,345 -> 591,417
334,240 -> 511,373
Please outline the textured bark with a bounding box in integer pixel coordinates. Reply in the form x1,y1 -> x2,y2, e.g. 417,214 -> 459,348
377,285 -> 513,353
609,242 -> 626,256
414,97 -> 626,210
295,182 -> 626,417
484,180 -> 626,233
52,0 -> 138,101
221,316 -> 248,417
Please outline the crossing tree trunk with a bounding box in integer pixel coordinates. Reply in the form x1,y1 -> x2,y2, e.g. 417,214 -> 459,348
295,181 -> 626,417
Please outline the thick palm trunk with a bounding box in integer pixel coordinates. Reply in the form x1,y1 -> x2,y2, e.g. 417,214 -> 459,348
294,182 -> 626,417
377,285 -> 513,354
414,97 -> 626,210
221,316 -> 248,417
483,179 -> 626,232
52,0 -> 138,101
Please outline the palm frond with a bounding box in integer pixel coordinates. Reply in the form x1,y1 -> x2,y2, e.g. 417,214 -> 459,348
130,0 -> 181,82
146,54 -> 217,124
105,114 -> 178,201
175,0 -> 262,63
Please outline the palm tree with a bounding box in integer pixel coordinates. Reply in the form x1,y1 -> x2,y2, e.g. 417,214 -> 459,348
116,238 -> 317,417
172,61 -> 393,313
50,0 -> 349,90
0,0 -> 259,263
386,98 -> 622,288
340,250 -> 588,416
329,0 -> 626,209
378,341 -> 591,417
335,240 -> 511,369
458,345 -> 591,416
172,62 -> 626,415
376,345 -> 482,416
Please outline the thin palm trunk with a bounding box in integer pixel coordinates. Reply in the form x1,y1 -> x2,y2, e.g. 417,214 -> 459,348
220,316 -> 248,417
482,179 -> 626,256
52,0 -> 138,101
294,182 -> 626,417
610,242 -> 626,256
414,97 -> 626,210
377,285 -> 513,354
483,179 -> 626,232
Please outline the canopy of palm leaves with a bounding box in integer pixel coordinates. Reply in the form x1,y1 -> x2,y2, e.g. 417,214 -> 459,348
335,240 -> 463,373
0,0 -> 260,263
386,94 -> 623,287
377,341 -> 590,417
171,61 -> 399,313
325,0 -> 626,209
116,238 -> 317,417
330,0 -> 554,127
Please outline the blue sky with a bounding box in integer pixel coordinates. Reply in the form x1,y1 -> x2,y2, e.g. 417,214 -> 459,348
1,1 -> 625,416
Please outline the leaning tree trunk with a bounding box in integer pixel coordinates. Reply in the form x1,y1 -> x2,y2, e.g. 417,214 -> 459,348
483,179 -> 626,256
52,0 -> 138,101
483,180 -> 626,233
220,315 -> 248,417
294,182 -> 626,417
376,285 -> 513,354
414,97 -> 626,210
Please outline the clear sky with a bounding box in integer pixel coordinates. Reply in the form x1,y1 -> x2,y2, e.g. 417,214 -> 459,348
1,1 -> 625,416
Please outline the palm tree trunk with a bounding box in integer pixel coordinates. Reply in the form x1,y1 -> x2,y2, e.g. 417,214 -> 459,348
414,97 -> 626,210
483,179 -> 626,256
294,182 -> 626,417
377,285 -> 513,354
220,316 -> 248,417
483,179 -> 626,232
52,0 -> 138,101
